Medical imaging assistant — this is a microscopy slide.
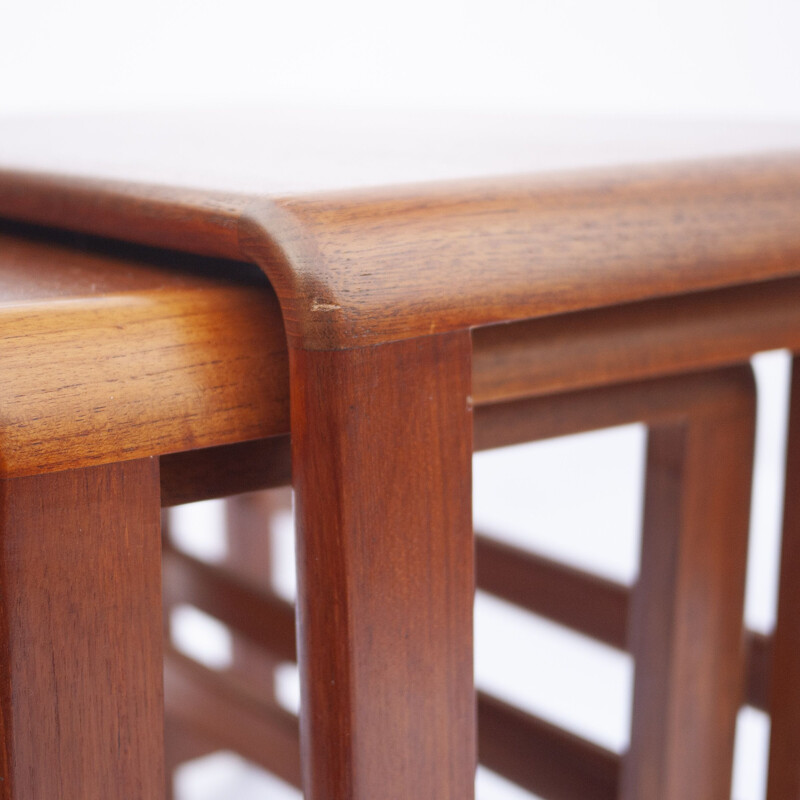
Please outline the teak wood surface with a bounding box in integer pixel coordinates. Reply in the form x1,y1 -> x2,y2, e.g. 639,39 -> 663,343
0,112 -> 799,800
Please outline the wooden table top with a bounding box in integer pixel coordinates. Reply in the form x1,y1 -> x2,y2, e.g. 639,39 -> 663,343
0,227 -> 287,477
1,110 -> 799,349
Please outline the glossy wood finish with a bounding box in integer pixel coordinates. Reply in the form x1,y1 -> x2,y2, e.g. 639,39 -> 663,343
1,116 -> 798,800
767,356 -> 800,800
474,367 -> 753,449
0,227 -> 288,478
241,156 -> 800,349
1,116 -> 799,350
154,274 -> 800,503
291,332 -> 475,800
1,155 -> 799,350
0,459 -> 163,799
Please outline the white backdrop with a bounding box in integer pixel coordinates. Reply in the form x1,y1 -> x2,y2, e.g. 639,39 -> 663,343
2,0 -> 800,119
3,2 -> 798,798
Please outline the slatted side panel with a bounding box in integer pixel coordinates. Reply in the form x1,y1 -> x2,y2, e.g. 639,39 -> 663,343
161,366 -> 769,799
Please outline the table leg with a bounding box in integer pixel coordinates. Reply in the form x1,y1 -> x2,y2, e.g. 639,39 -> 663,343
290,332 -> 476,800
766,356 -> 800,800
0,459 -> 164,800
622,368 -> 756,800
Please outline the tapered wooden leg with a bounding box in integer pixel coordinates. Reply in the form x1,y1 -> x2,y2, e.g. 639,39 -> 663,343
767,356 -> 800,800
0,459 -> 164,800
291,332 -> 476,800
622,368 -> 756,800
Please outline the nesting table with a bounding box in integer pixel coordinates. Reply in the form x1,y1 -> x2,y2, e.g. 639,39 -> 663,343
0,112 -> 799,800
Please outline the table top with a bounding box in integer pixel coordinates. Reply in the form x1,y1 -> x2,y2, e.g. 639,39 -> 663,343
1,109 -> 800,349
0,226 -> 287,477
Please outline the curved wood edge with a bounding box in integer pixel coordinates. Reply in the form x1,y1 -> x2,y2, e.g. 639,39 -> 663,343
241,154 -> 800,349
3,155 -> 800,350
0,169 -> 247,260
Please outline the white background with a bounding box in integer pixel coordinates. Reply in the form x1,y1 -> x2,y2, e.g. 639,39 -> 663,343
2,0 -> 800,119
3,2 -> 799,798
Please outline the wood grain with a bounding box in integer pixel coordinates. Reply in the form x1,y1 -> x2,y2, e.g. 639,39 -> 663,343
241,155 -> 800,348
0,172 -> 247,260
291,332 -> 475,800
0,459 -> 163,799
0,228 -> 288,478
1,149 -> 799,350
1,116 -> 793,800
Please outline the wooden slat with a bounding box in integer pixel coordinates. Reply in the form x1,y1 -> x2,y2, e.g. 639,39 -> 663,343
166,655 -> 622,800
164,716 -> 219,800
163,553 -> 772,797
472,276 -> 800,405
477,692 -> 619,800
746,631 -> 771,713
159,366 -> 761,505
164,660 -> 622,800
224,491 -> 291,697
474,368 -> 757,452
164,648 -> 301,789
476,535 -> 771,712
160,436 -> 291,507
162,545 -> 296,662
165,530 -> 772,711
476,534 -> 629,650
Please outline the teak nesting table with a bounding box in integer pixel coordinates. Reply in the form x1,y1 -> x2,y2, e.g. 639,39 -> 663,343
0,113 -> 800,800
